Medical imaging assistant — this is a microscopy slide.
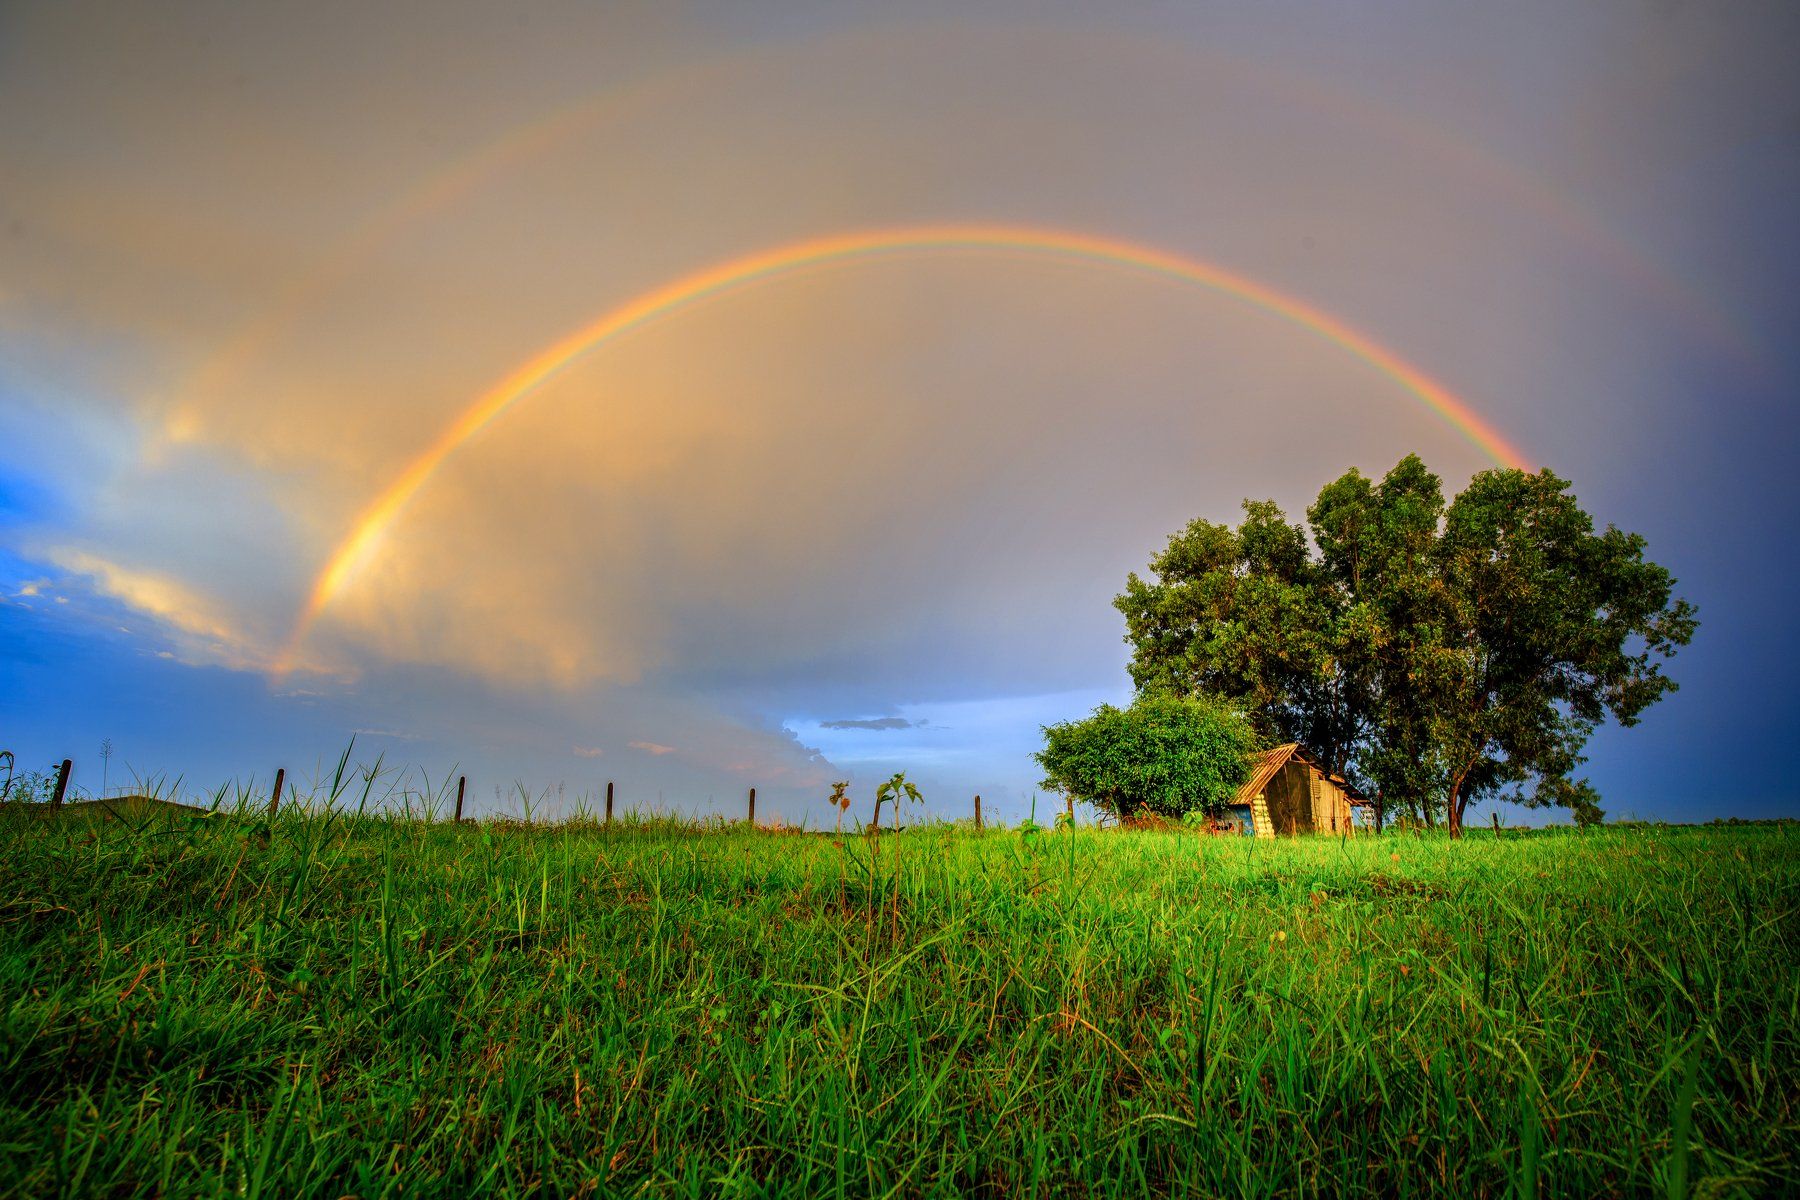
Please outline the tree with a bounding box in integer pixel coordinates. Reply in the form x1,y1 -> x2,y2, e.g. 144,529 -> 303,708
1306,455 -> 1452,827
1113,501 -> 1356,771
1035,695 -> 1257,820
1115,455 -> 1696,835
1423,467 -> 1697,836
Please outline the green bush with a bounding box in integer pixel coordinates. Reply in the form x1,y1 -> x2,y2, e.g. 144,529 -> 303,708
1036,694 -> 1257,819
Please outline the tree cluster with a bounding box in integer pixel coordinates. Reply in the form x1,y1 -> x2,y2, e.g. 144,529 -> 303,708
1113,455 -> 1696,836
1035,694 -> 1257,821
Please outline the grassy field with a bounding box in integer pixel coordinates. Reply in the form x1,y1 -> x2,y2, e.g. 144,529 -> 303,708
1,801 -> 1794,1198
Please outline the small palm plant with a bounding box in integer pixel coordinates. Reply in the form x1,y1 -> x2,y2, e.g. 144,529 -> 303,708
875,771 -> 922,833
828,780 -> 852,834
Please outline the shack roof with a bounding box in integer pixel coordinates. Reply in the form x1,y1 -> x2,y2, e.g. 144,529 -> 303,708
1230,743 -> 1366,806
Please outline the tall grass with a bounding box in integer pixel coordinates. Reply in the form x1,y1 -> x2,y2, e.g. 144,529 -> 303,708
0,792 -> 1793,1197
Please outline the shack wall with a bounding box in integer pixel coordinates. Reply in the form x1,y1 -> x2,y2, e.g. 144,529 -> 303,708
1262,761 -> 1314,835
1312,775 -> 1350,834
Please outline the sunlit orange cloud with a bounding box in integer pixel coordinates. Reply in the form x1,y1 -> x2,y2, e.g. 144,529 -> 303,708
44,548 -> 299,673
274,222 -> 1530,676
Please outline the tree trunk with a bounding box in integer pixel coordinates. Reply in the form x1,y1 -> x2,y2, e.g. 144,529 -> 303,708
1446,774 -> 1468,840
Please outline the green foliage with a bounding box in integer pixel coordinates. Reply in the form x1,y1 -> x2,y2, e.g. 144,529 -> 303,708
1114,501 -> 1349,765
874,771 -> 921,831
0,803 -> 1793,1197
1016,794 -> 1045,837
1426,467 -> 1697,832
1035,694 -> 1257,819
1303,454 -> 1446,817
1,760 -> 61,806
1115,454 -> 1697,835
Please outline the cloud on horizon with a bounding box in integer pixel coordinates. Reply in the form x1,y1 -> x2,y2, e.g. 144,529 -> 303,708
820,717 -> 924,731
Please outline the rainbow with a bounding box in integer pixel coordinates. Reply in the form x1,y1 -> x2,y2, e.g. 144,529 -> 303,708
276,223 -> 1530,673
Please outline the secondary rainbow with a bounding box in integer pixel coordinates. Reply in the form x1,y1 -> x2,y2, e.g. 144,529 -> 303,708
276,223 -> 1531,674
175,31 -> 1757,424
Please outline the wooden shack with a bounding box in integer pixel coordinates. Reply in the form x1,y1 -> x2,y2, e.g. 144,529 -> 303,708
1219,743 -> 1361,837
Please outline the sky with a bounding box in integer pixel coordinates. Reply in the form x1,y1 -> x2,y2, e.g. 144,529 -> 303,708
2,0 -> 1797,824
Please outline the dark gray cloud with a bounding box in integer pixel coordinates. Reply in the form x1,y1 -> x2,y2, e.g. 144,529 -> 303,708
819,716 -> 923,731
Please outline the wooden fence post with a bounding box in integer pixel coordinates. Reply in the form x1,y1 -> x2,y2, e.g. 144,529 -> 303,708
974,794 -> 982,831
747,787 -> 756,825
51,759 -> 71,811
270,767 -> 284,816
605,780 -> 614,824
455,775 -> 466,822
